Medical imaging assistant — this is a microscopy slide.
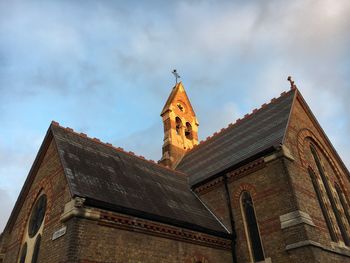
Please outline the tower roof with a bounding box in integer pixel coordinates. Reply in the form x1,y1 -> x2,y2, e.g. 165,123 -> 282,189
161,82 -> 196,116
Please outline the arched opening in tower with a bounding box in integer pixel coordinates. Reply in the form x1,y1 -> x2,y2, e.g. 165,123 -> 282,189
175,117 -> 182,135
185,122 -> 193,140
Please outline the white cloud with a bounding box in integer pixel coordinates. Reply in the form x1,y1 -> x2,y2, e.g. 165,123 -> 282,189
0,188 -> 15,232
1,0 -> 350,232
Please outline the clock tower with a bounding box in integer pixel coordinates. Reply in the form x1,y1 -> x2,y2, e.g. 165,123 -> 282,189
159,82 -> 199,168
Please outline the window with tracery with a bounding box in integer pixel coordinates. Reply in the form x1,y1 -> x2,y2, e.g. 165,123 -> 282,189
335,184 -> 350,227
18,193 -> 47,263
28,194 -> 47,238
241,191 -> 264,262
310,145 -> 350,245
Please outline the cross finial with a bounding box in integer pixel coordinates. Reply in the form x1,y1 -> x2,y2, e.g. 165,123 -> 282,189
172,69 -> 180,84
287,76 -> 297,89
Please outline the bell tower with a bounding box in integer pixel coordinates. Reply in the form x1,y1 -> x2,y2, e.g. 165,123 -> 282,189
159,82 -> 199,168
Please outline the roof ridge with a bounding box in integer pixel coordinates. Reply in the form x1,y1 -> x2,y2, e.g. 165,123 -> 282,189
50,121 -> 188,177
184,88 -> 295,156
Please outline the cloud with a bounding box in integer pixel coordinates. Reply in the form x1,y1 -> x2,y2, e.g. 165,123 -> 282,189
0,188 -> 14,233
1,0 -> 350,231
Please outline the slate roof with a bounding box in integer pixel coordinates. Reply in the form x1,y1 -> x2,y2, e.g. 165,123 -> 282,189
176,89 -> 296,186
51,124 -> 228,237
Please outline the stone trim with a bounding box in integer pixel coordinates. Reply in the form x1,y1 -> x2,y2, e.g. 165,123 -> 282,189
99,212 -> 231,251
60,199 -> 231,251
286,239 -> 350,257
264,145 -> 295,163
194,158 -> 265,195
60,198 -> 100,222
257,258 -> 272,263
280,210 -> 315,229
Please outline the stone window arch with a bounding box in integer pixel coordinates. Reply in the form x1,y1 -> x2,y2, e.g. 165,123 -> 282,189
297,129 -> 348,198
310,144 -> 350,245
240,191 -> 265,262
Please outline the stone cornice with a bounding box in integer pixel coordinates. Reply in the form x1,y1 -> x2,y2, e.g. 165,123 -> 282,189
193,158 -> 266,195
99,212 -> 231,251
60,198 -> 231,251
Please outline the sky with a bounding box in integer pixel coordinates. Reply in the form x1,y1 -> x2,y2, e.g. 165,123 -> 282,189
1,0 -> 350,232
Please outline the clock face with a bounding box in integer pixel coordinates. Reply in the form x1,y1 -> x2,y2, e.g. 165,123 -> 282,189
177,102 -> 186,112
28,194 -> 47,238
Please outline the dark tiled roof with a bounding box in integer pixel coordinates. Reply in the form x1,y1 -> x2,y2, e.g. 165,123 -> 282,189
176,89 -> 296,186
51,125 -> 228,236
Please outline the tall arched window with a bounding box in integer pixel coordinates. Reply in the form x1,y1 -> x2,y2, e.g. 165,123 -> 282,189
308,168 -> 337,241
19,242 -> 27,263
31,234 -> 41,263
241,191 -> 264,262
335,184 -> 350,227
310,145 -> 350,245
175,117 -> 182,135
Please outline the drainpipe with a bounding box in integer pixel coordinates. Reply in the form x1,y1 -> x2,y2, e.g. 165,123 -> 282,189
223,175 -> 237,263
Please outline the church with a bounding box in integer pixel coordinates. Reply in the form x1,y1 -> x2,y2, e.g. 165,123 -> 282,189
0,78 -> 350,263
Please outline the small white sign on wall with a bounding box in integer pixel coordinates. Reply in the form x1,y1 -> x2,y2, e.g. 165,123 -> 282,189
52,226 -> 67,241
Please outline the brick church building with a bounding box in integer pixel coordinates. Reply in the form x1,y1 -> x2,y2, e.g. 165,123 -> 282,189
0,79 -> 350,262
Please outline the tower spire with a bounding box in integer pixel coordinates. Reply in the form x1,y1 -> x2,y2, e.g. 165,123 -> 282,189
159,81 -> 199,168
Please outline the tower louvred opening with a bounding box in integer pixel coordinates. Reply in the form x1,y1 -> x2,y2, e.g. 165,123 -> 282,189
176,117 -> 182,135
185,122 -> 193,140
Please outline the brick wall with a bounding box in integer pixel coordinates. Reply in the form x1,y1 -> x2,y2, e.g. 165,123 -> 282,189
2,139 -> 72,263
197,157 -> 299,263
283,95 -> 350,259
71,217 -> 232,263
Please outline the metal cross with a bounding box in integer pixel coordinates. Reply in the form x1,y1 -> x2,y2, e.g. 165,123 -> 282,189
172,69 -> 180,84
287,76 -> 296,89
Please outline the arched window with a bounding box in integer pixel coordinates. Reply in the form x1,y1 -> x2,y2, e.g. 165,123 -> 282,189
28,194 -> 47,238
19,242 -> 27,263
31,234 -> 41,263
335,184 -> 350,227
308,168 -> 337,241
185,122 -> 193,140
175,117 -> 182,135
241,191 -> 264,262
17,192 -> 47,263
310,145 -> 350,245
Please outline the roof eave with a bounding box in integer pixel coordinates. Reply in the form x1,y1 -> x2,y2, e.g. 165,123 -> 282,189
83,196 -> 231,239
2,125 -> 54,233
